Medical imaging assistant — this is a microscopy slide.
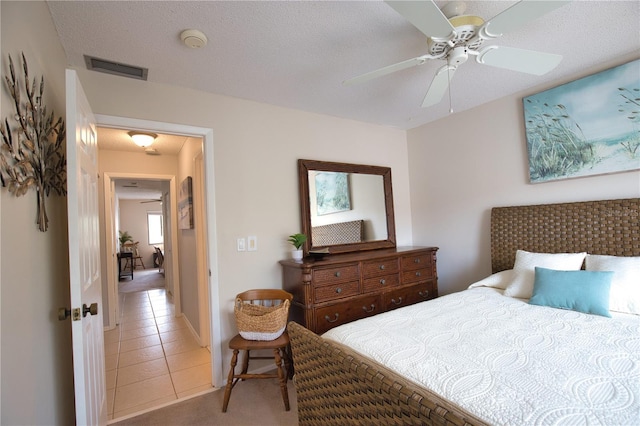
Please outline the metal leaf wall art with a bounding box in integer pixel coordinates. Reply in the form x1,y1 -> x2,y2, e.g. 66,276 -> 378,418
0,53 -> 66,232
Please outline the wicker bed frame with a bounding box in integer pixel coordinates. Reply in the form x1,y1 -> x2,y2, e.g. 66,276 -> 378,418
288,198 -> 640,425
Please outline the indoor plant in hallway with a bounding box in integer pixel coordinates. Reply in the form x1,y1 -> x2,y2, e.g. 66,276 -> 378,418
119,230 -> 134,251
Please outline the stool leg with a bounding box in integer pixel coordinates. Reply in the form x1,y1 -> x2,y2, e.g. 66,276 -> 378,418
240,350 -> 250,378
274,348 -> 290,411
222,349 -> 239,412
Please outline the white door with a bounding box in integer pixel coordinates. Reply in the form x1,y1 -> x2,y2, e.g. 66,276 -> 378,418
66,69 -> 106,425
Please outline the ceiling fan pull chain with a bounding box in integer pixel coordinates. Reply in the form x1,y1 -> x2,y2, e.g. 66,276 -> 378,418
448,67 -> 453,114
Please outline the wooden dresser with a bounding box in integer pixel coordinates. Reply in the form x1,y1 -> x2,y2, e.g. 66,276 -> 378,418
280,246 -> 438,334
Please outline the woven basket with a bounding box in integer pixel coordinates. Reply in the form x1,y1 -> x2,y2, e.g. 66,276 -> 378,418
234,298 -> 290,341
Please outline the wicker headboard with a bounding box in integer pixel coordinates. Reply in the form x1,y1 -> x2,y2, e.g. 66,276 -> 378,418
491,198 -> 640,273
311,219 -> 363,246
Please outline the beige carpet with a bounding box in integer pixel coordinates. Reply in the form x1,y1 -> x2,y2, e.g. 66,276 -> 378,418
118,269 -> 166,294
111,377 -> 298,425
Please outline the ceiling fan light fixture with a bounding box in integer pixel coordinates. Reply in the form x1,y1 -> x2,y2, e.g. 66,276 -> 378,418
441,1 -> 467,19
128,131 -> 157,148
448,15 -> 484,29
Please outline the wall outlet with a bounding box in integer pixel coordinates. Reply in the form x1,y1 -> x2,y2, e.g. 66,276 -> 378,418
248,235 -> 257,251
237,238 -> 246,252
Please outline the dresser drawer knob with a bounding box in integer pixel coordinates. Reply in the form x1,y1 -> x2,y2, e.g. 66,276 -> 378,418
335,287 -> 342,294
379,265 -> 385,270
334,271 -> 341,278
379,279 -> 386,285
391,297 -> 403,305
414,258 -> 421,264
325,313 -> 339,323
419,290 -> 429,298
362,304 -> 376,313
415,271 -> 421,277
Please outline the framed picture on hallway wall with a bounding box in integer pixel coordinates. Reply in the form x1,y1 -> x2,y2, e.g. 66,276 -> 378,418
179,176 -> 194,229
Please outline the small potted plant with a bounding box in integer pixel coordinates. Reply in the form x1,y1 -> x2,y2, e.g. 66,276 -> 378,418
288,233 -> 307,260
119,230 -> 133,251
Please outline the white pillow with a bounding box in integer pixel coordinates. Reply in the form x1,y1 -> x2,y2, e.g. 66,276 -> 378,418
468,269 -> 514,290
586,254 -> 640,315
503,250 -> 586,299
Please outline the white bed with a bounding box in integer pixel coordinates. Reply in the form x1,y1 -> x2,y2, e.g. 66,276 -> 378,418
288,198 -> 640,425
323,284 -> 640,425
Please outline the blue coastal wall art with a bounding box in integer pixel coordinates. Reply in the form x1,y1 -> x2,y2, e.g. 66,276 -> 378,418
523,59 -> 639,183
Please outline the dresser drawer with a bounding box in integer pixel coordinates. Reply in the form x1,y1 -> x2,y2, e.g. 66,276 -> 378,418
362,274 -> 399,293
401,281 -> 437,306
314,280 -> 359,303
382,286 -> 416,311
401,253 -> 433,271
312,264 -> 360,286
315,294 -> 381,334
402,268 -> 433,284
361,258 -> 399,278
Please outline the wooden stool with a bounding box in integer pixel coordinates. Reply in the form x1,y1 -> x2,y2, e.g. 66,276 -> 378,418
222,289 -> 292,413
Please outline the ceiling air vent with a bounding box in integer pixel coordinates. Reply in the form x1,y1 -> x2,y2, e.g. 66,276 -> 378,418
84,55 -> 148,80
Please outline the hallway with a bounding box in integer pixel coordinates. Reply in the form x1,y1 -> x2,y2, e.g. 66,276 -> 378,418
103,280 -> 213,420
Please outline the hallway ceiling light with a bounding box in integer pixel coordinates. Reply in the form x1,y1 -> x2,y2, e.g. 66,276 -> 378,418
128,131 -> 157,148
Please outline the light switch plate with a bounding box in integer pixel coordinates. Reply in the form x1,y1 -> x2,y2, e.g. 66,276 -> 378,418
237,238 -> 246,251
248,235 -> 257,251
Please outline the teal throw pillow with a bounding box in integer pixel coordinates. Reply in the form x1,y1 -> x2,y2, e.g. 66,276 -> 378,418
529,267 -> 613,317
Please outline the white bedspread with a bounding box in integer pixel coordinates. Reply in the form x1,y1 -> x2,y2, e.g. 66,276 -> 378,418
322,287 -> 640,426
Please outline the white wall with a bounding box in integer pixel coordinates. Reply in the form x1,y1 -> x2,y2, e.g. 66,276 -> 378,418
177,138 -> 203,337
74,67 -> 411,374
408,52 -> 640,296
119,199 -> 163,267
0,2 -> 75,424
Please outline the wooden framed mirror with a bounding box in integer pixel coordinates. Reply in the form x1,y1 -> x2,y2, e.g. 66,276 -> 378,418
298,159 -> 396,255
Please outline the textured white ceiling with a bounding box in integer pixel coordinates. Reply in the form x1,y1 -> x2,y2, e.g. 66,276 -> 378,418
114,178 -> 166,201
47,1 -> 640,130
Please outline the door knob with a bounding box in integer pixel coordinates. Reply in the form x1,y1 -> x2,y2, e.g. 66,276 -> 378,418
82,303 -> 99,317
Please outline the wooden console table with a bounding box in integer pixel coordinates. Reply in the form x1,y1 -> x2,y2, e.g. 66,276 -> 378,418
118,252 -> 133,281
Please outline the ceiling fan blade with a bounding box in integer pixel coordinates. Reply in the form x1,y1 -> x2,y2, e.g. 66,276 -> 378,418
385,0 -> 455,39
482,1 -> 571,38
422,65 -> 456,108
476,46 -> 562,75
343,55 -> 430,86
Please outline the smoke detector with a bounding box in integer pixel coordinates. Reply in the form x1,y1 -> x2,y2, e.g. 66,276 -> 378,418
180,29 -> 208,49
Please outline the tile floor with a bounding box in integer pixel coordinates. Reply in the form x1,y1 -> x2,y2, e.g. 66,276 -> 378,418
103,288 -> 213,420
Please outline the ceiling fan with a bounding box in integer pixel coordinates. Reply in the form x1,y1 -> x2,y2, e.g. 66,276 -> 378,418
344,0 -> 571,108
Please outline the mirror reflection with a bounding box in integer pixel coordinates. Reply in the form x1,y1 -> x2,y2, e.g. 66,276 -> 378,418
298,159 -> 396,255
308,172 -> 387,245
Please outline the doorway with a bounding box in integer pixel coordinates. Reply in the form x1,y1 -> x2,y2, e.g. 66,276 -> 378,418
96,115 -> 222,420
104,174 -> 177,325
